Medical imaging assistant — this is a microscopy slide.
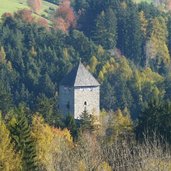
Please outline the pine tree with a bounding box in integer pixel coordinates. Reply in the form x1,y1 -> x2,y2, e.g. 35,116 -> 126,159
116,2 -> 143,64
93,8 -> 117,49
0,81 -> 13,113
10,107 -> 37,171
80,109 -> 94,132
65,114 -> 78,138
136,97 -> 171,143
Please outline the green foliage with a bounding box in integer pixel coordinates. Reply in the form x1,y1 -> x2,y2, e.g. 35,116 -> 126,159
136,97 -> 171,143
64,114 -> 78,138
10,107 -> 37,171
0,0 -> 171,145
79,109 -> 95,133
146,16 -> 170,72
35,94 -> 62,126
0,80 -> 13,113
0,0 -> 57,23
93,8 -> 117,49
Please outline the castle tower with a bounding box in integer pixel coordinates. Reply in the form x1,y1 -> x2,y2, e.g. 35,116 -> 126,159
59,62 -> 100,119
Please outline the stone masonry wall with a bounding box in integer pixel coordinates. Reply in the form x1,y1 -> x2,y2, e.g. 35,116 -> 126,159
74,86 -> 100,119
59,86 -> 74,116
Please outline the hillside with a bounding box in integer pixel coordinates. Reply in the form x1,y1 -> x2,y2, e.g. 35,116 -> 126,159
0,0 -> 171,170
0,0 -> 57,20
134,0 -> 152,3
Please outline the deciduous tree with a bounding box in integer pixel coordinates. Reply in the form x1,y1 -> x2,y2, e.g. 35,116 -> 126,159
27,0 -> 42,14
53,0 -> 76,32
0,117 -> 21,171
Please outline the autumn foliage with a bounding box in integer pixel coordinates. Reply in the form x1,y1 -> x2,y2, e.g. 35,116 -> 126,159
14,9 -> 34,23
27,0 -> 42,14
37,17 -> 49,28
53,0 -> 76,32
167,0 -> 171,10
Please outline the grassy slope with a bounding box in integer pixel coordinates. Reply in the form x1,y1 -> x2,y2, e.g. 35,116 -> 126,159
0,0 -> 57,18
134,0 -> 152,3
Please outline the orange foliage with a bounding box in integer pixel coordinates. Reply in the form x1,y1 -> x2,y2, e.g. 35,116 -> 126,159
15,9 -> 34,23
167,0 -> 171,10
27,0 -> 42,14
13,9 -> 49,29
53,17 -> 67,31
53,0 -> 76,32
37,17 -> 49,29
1,12 -> 13,18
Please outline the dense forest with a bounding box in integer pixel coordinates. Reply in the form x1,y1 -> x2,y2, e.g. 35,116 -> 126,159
1,0 -> 171,170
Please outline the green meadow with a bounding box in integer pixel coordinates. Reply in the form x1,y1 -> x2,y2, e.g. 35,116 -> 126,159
0,0 -> 57,19
134,0 -> 153,3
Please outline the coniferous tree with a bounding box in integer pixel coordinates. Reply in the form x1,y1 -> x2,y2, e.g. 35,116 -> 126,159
79,109 -> 94,132
116,1 -> 143,64
65,114 -> 78,138
136,97 -> 171,143
10,107 -> 37,171
93,8 -> 117,49
0,80 -> 13,113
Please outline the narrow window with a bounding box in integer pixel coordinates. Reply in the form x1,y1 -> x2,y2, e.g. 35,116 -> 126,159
66,101 -> 70,109
84,101 -> 87,111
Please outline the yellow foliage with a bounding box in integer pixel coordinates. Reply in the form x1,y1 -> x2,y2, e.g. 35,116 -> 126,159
52,127 -> 73,144
114,109 -> 133,135
63,48 -> 70,61
97,45 -> 105,56
118,57 -> 133,80
120,2 -> 127,9
89,56 -> 98,73
30,46 -> 37,57
78,160 -> 86,171
134,67 -> 164,91
7,61 -> 13,71
139,11 -> 148,36
98,71 -> 104,82
147,17 -> 170,65
107,109 -> 133,141
31,114 -> 73,170
143,67 -> 164,83
101,66 -> 107,74
0,119 -> 21,171
0,46 -> 6,63
142,157 -> 171,171
31,114 -> 55,170
97,161 -> 112,171
98,56 -> 132,83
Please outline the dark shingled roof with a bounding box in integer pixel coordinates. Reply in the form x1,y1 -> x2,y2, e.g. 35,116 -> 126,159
60,62 -> 100,87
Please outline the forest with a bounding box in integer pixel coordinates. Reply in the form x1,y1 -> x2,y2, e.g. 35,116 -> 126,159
1,0 -> 171,170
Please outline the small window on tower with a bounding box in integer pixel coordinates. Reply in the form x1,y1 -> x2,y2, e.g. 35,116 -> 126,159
84,101 -> 87,105
66,102 -> 70,109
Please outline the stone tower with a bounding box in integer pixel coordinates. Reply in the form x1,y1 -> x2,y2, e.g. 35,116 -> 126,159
59,62 -> 100,119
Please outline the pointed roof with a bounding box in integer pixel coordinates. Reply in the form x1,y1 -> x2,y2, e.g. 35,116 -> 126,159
60,62 -> 100,87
